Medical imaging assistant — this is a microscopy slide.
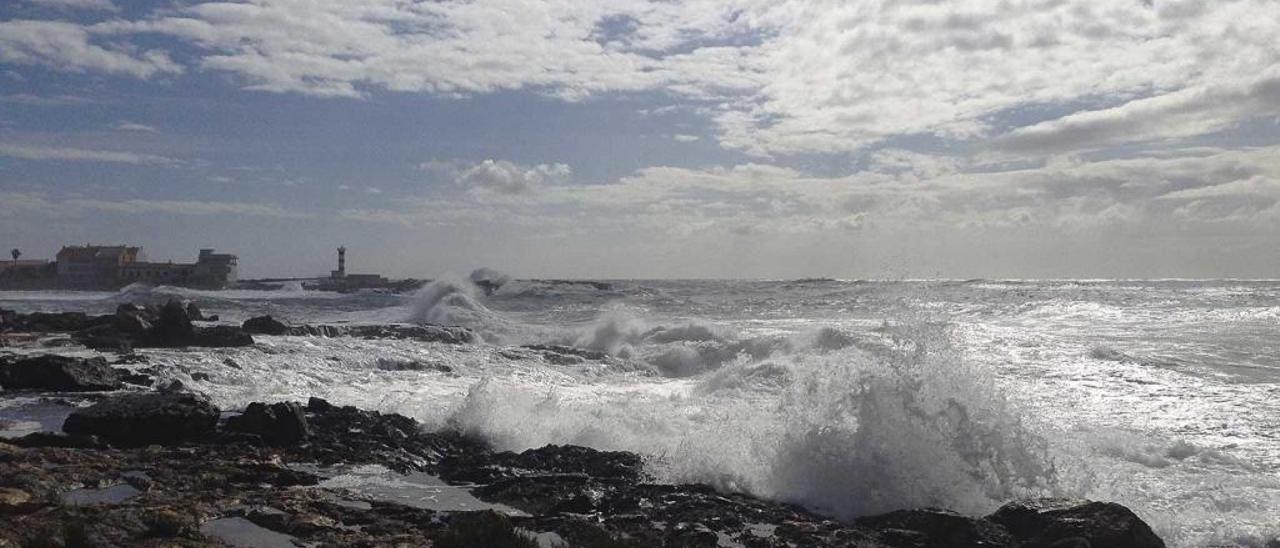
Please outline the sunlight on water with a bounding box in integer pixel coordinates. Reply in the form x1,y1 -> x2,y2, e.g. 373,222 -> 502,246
4,278 -> 1279,547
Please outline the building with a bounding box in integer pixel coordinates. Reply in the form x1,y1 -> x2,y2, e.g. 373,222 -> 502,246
55,245 -> 141,288
54,245 -> 238,289
194,249 -> 239,287
0,259 -> 56,289
319,246 -> 388,291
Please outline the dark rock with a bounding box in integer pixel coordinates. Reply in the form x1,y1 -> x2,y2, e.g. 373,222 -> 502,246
223,357 -> 242,369
347,324 -> 475,344
192,325 -> 254,347
119,371 -> 154,386
989,498 -> 1165,548
6,432 -> 103,449
185,302 -> 205,321
857,508 -> 1012,548
306,397 -> 334,412
522,344 -> 610,362
4,311 -> 102,333
114,309 -> 151,335
74,323 -> 134,353
243,315 -> 288,335
285,400 -> 482,473
79,304 -> 251,349
375,358 -> 452,373
472,475 -> 604,515
225,401 -> 311,446
286,324 -> 345,337
0,487 -> 32,512
62,392 -> 219,447
440,444 -> 644,485
150,300 -> 195,346
0,355 -> 123,391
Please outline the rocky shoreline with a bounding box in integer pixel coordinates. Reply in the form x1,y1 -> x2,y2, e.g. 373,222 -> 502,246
1,304 -> 1167,548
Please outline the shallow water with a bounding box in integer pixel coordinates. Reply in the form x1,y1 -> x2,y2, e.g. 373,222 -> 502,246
2,278 -> 1278,547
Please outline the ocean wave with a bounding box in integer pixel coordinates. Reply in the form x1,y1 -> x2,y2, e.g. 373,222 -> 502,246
448,319 -> 1061,518
560,310 -> 859,377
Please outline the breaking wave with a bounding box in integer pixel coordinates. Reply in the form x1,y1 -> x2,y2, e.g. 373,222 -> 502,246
406,274 -> 518,343
448,319 -> 1062,518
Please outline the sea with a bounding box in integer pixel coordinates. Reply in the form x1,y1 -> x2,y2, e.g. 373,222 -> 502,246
1,277 -> 1277,547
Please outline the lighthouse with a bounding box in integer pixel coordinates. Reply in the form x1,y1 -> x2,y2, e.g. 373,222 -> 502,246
333,246 -> 346,279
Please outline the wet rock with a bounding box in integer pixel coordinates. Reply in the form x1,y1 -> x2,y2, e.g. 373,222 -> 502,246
113,304 -> 152,335
62,392 -> 219,447
472,475 -> 603,515
223,357 -> 242,369
305,396 -> 334,412
74,324 -> 135,353
989,498 -> 1166,548
0,487 -> 31,511
375,358 -> 453,373
522,344 -> 610,362
0,355 -> 123,391
273,397 -> 484,473
857,508 -> 1012,548
438,444 -> 643,485
119,371 -> 154,387
275,323 -> 476,344
287,324 -> 345,337
243,315 -> 289,335
347,324 -> 476,344
192,325 -> 255,347
5,431 -> 104,449
2,311 -> 107,333
185,302 -> 206,321
225,401 -> 311,446
149,299 -> 195,346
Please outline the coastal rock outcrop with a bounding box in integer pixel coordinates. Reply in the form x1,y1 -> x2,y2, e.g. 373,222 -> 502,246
856,508 -> 1013,548
62,391 -> 219,447
0,391 -> 1172,548
0,309 -> 111,333
4,306 -> 478,349
989,498 -> 1166,548
0,355 -> 123,391
243,314 -> 289,335
73,300 -> 255,350
225,401 -> 311,446
190,325 -> 255,347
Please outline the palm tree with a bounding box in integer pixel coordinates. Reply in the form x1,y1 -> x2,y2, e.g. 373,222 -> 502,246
9,249 -> 18,264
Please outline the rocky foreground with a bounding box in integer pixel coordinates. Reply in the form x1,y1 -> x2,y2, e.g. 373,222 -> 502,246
0,305 -> 1168,548
0,389 -> 1167,548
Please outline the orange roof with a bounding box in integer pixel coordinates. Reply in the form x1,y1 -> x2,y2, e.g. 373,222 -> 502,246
56,245 -> 140,262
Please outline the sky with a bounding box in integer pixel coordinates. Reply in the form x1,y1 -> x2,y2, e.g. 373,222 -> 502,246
1,0 -> 1279,279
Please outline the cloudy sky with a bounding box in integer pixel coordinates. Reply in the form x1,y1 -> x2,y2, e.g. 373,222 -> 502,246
2,0 -> 1279,279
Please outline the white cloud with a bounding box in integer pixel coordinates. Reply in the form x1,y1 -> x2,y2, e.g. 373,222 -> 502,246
0,94 -> 92,106
0,192 -> 309,219
25,0 -> 118,12
0,143 -> 176,164
0,20 -> 180,79
10,1 -> 1278,157
673,134 -> 701,142
361,146 -> 1280,245
115,121 -> 159,133
999,71 -> 1280,154
455,159 -> 572,195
